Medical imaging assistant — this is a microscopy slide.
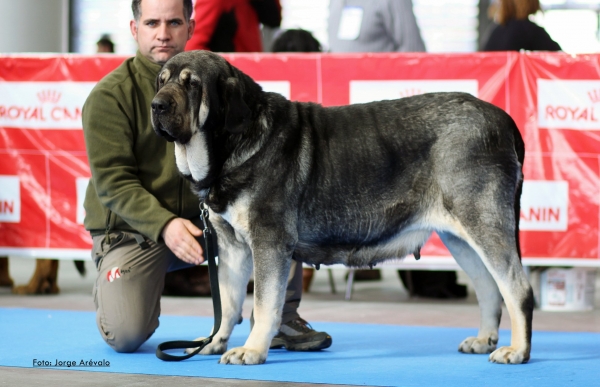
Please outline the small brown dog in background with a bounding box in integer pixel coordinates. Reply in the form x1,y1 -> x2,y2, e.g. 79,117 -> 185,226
0,257 -> 85,294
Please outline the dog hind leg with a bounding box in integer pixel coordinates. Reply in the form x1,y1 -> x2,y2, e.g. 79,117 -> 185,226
456,229 -> 533,364
438,232 -> 502,354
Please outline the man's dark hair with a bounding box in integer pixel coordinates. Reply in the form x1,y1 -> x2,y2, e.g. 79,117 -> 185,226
97,34 -> 115,53
272,29 -> 322,53
131,0 -> 193,22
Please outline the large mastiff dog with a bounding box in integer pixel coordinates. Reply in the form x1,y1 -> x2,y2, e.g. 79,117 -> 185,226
151,51 -> 533,365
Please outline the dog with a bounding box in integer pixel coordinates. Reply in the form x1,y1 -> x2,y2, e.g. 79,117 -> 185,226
0,257 -> 85,294
151,50 -> 533,365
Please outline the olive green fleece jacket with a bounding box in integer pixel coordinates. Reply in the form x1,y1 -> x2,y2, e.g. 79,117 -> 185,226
82,51 -> 200,243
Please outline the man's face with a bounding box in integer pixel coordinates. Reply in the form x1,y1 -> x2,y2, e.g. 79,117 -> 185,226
130,0 -> 195,65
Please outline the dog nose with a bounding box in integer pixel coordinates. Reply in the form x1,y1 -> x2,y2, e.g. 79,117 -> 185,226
151,98 -> 170,114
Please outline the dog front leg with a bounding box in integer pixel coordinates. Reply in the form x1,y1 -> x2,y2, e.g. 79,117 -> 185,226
187,226 -> 253,356
220,245 -> 292,365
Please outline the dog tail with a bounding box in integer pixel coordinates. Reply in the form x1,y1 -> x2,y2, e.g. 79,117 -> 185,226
74,260 -> 86,277
513,123 -> 525,261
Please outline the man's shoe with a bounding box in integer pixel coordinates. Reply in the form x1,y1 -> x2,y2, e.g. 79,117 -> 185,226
270,317 -> 332,351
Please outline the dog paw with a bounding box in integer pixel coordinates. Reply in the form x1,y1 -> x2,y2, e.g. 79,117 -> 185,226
489,346 -> 530,364
12,283 -> 59,295
184,336 -> 227,355
219,347 -> 266,365
458,336 -> 497,354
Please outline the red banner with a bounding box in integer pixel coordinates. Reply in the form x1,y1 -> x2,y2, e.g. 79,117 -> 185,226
1,52 -> 599,266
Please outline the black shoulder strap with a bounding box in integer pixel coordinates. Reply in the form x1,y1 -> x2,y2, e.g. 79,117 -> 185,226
156,204 -> 221,361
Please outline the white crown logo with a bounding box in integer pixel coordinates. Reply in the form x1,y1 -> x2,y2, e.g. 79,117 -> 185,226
399,88 -> 426,98
587,89 -> 600,104
37,89 -> 62,104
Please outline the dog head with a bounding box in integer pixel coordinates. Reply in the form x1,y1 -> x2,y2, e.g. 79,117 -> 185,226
151,50 -> 254,143
151,50 -> 260,188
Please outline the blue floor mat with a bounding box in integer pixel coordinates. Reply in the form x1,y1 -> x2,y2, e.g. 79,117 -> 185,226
1,307 -> 598,386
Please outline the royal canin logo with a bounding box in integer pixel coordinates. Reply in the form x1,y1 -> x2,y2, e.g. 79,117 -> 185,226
0,82 -> 96,129
544,90 -> 600,122
398,88 -> 426,98
587,89 -> 600,104
538,79 -> 600,130
36,89 -> 62,104
106,267 -> 121,283
349,80 -> 478,105
519,181 -> 568,231
0,175 -> 21,223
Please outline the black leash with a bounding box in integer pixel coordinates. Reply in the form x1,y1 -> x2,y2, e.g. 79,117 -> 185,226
156,202 -> 222,361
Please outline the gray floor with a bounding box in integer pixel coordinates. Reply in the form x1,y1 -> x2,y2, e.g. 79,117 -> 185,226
1,257 -> 599,386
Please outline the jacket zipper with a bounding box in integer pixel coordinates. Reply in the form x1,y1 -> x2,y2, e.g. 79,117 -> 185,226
178,177 -> 184,216
104,210 -> 113,244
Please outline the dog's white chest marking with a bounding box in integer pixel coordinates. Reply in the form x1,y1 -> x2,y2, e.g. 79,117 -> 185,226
221,195 -> 252,242
174,142 -> 190,175
174,132 -> 210,181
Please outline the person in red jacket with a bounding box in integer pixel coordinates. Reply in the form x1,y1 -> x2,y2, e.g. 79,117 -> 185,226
185,0 -> 281,52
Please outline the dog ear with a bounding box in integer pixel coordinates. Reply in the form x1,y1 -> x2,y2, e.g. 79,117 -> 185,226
155,68 -> 169,92
223,77 -> 251,134
155,72 -> 163,92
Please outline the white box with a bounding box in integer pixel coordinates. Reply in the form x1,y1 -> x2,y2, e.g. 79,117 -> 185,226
540,268 -> 596,311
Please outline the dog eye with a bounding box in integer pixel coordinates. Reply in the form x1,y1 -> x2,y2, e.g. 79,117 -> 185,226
190,79 -> 200,88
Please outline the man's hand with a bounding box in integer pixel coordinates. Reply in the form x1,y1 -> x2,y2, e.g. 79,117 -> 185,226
161,218 -> 204,264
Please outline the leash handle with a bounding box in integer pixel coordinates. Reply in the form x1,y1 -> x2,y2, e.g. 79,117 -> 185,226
156,202 -> 222,361
156,338 -> 212,361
